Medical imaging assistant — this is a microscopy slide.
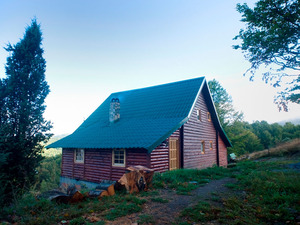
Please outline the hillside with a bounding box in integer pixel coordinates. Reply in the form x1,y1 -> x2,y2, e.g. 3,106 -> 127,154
2,143 -> 299,224
43,134 -> 68,157
278,118 -> 300,125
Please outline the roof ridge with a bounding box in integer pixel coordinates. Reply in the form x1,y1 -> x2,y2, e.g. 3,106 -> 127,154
111,76 -> 205,95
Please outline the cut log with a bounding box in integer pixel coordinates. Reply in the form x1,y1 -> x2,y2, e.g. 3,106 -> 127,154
118,165 -> 154,193
39,190 -> 71,204
107,184 -> 115,196
69,191 -> 84,203
98,190 -> 109,200
140,170 -> 154,191
51,195 -> 71,204
100,190 -> 109,197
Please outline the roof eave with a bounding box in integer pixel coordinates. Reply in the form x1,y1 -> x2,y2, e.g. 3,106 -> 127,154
203,81 -> 232,147
146,117 -> 189,153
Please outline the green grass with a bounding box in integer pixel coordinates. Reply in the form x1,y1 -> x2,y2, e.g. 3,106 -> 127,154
138,214 -> 155,224
178,159 -> 300,225
1,192 -> 146,224
152,165 -> 230,195
139,190 -> 159,197
150,197 -> 169,203
2,154 -> 299,225
103,195 -> 146,220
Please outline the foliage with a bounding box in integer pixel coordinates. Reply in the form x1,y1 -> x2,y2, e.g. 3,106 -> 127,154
250,120 -> 300,149
35,154 -> 62,192
226,120 -> 300,156
0,19 -> 52,202
1,191 -> 146,224
43,134 -> 66,157
208,79 -> 243,127
208,79 -> 300,156
226,121 -> 264,155
179,160 -> 300,224
233,0 -> 300,110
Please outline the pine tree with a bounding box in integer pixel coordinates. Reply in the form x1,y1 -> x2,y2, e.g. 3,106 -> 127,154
0,19 -> 52,200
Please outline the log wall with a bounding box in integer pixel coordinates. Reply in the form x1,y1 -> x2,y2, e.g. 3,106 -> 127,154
183,92 -> 218,169
61,148 -> 149,182
218,133 -> 228,167
150,128 -> 181,173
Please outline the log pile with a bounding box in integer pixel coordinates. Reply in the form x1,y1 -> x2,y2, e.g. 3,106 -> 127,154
117,165 -> 154,194
40,180 -> 116,203
39,166 -> 154,203
88,181 -> 115,200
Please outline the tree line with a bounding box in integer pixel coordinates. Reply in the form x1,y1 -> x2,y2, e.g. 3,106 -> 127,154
209,79 -> 300,156
226,120 -> 300,156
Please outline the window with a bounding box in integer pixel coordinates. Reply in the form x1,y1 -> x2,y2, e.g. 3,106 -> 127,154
197,109 -> 202,121
113,149 -> 125,167
200,141 -> 205,154
207,112 -> 211,122
75,149 -> 84,163
209,141 -> 213,150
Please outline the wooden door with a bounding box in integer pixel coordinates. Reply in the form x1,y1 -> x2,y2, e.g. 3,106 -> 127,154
169,138 -> 179,170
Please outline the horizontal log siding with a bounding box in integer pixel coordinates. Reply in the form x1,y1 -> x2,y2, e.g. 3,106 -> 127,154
183,92 -> 217,169
218,134 -> 228,167
73,163 -> 84,179
61,149 -> 74,178
84,149 -> 111,182
61,148 -> 150,183
111,148 -> 149,180
127,148 -> 149,167
150,128 -> 181,172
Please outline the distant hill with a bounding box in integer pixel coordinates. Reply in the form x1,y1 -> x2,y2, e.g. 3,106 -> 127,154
277,118 -> 300,125
47,134 -> 69,144
43,134 -> 69,157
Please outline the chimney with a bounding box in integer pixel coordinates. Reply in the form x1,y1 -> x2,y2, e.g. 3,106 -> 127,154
109,98 -> 120,123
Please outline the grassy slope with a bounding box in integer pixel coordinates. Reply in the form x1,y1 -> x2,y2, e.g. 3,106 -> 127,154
1,145 -> 299,224
179,159 -> 300,225
237,138 -> 300,161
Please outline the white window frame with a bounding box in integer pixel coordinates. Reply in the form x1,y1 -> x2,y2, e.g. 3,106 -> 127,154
112,149 -> 126,167
74,148 -> 84,163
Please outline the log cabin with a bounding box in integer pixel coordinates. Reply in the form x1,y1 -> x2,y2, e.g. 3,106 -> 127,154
47,77 -> 231,188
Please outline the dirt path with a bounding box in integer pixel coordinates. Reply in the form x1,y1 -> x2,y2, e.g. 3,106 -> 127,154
106,177 -> 237,225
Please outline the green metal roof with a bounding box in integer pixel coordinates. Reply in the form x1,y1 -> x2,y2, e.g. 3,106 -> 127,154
47,77 -> 231,151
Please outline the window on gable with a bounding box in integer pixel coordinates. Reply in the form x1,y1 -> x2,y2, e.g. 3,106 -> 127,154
207,112 -> 211,122
113,149 -> 126,167
197,109 -> 202,121
209,141 -> 213,150
75,149 -> 84,163
200,141 -> 205,154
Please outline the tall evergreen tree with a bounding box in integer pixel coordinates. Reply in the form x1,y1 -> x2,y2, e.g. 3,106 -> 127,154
0,19 -> 52,199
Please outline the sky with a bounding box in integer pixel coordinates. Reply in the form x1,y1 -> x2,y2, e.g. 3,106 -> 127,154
0,0 -> 299,135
